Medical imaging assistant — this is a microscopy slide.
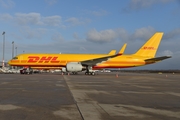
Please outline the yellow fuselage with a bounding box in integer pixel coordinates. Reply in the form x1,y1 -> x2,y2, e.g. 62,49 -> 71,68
8,53 -> 151,69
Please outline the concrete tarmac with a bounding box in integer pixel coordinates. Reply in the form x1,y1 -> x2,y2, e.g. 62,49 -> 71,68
0,72 -> 180,120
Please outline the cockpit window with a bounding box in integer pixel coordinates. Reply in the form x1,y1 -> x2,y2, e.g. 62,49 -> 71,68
12,57 -> 18,60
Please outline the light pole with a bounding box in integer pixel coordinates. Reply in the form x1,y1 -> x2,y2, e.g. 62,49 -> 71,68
2,31 -> 5,68
15,46 -> 17,70
15,47 -> 17,56
12,41 -> 14,58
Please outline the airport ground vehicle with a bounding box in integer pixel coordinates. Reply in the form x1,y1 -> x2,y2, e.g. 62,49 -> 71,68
20,68 -> 33,74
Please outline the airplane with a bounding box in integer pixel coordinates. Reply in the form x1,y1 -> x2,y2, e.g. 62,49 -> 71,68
8,47 -> 125,75
8,32 -> 171,75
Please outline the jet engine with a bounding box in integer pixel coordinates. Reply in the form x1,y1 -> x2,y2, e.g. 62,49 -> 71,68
65,62 -> 83,72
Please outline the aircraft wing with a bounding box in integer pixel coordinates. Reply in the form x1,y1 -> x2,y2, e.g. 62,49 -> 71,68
81,44 -> 127,66
81,53 -> 121,66
145,56 -> 171,62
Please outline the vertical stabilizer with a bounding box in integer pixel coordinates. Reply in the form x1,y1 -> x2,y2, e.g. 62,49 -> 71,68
134,32 -> 163,57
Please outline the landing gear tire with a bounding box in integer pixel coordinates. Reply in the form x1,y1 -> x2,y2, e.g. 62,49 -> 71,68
91,72 -> 95,76
85,72 -> 95,76
72,72 -> 77,75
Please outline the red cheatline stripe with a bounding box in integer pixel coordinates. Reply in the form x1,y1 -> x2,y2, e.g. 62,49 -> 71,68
104,61 -> 145,64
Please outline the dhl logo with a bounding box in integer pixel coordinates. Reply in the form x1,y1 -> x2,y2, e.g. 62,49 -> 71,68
142,46 -> 156,50
28,56 -> 60,63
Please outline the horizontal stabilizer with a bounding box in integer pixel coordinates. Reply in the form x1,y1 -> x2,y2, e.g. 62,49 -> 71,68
145,56 -> 171,62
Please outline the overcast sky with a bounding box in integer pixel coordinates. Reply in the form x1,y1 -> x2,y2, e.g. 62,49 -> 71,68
0,0 -> 180,69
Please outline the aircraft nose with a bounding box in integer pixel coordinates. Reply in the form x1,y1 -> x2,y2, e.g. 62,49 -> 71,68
8,60 -> 12,65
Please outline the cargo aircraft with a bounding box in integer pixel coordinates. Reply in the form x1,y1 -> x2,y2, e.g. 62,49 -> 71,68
8,32 -> 171,75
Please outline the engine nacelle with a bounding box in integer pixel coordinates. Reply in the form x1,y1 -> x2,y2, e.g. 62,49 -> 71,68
66,62 -> 83,72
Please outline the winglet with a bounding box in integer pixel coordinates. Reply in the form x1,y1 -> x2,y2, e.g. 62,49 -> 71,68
108,50 -> 116,55
117,43 -> 127,55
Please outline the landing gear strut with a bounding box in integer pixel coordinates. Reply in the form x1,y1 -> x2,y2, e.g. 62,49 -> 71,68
85,66 -> 96,76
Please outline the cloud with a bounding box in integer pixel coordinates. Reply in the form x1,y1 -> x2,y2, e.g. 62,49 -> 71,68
43,15 -> 61,26
114,28 -> 131,42
65,17 -> 91,26
0,0 -> 15,8
122,0 -> 173,12
0,13 -> 13,21
86,29 -> 119,43
86,26 -> 156,43
45,0 -> 58,5
73,32 -> 79,40
65,17 -> 81,26
51,32 -> 64,42
1,12 -> 91,28
20,27 -> 47,39
79,46 -> 87,51
0,12 -> 61,26
15,13 -> 43,26
164,28 -> 180,40
162,50 -> 173,56
132,26 -> 156,41
84,9 -> 109,16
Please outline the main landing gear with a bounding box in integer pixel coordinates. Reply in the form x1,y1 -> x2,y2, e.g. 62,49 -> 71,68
72,72 -> 78,75
85,66 -> 96,76
85,71 -> 95,76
